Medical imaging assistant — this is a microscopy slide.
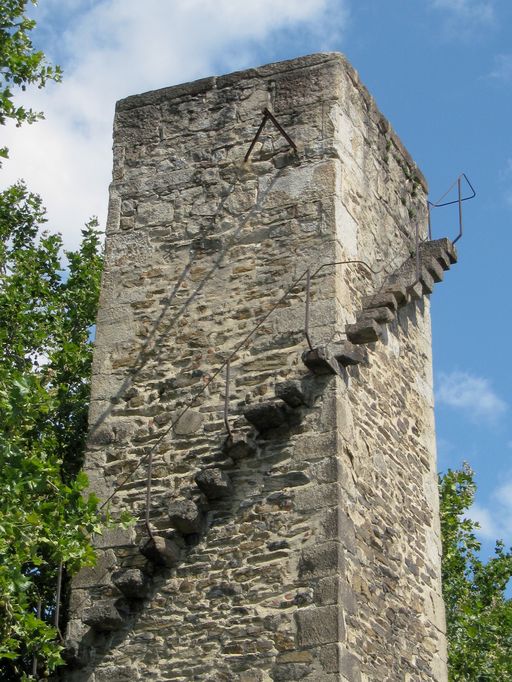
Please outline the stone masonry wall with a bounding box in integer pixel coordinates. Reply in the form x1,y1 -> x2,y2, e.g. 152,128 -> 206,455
65,53 -> 447,681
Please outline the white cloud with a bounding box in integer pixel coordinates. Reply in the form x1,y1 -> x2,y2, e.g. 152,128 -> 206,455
1,0 -> 348,250
431,0 -> 494,21
501,158 -> 512,208
437,371 -> 507,422
470,480 -> 512,542
430,0 -> 495,36
489,53 -> 512,82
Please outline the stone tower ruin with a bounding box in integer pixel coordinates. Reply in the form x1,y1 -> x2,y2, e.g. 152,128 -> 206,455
65,53 -> 455,681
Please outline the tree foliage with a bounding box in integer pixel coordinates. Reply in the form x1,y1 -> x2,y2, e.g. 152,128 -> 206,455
440,464 -> 512,681
0,0 -> 62,158
0,182 -> 104,679
0,3 -> 103,677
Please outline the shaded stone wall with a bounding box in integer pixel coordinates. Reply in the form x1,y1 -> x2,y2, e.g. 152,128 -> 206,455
65,53 -> 448,681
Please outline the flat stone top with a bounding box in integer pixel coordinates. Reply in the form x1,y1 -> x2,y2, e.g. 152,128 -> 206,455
114,51 -> 427,192
116,52 -> 346,111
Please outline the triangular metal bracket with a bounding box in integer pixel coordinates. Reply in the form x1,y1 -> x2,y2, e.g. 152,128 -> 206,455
244,108 -> 298,163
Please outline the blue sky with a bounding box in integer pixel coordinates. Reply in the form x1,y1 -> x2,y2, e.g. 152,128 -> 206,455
3,0 -> 511,557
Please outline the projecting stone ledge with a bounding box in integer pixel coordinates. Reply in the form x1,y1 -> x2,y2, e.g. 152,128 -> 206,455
301,346 -> 342,375
139,535 -> 182,568
195,467 -> 232,499
113,568 -> 151,600
83,600 -> 128,632
275,380 -> 311,407
168,499 -> 204,534
243,401 -> 287,432
357,305 -> 395,325
333,341 -> 368,367
346,319 -> 383,344
223,435 -> 256,460
361,292 -> 398,312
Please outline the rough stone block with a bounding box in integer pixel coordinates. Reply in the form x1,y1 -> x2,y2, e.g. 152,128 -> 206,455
113,568 -> 151,599
357,305 -> 395,324
74,549 -> 117,588
419,266 -> 435,294
243,401 -> 287,432
420,237 -> 457,266
295,605 -> 341,647
168,499 -> 204,534
423,256 -> 444,283
387,283 -> 408,305
361,292 -> 397,311
301,347 -> 341,375
275,380 -> 311,408
93,527 -> 136,549
346,319 -> 382,344
83,600 -> 127,632
61,638 -> 90,669
139,535 -> 182,567
172,409 -> 204,436
223,434 -> 256,460
407,280 -> 424,300
194,467 -> 232,499
333,342 -> 368,367
299,541 -> 342,578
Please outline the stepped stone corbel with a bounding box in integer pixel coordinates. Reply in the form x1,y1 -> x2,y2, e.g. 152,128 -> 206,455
139,534 -> 183,568
83,599 -> 129,632
333,341 -> 369,367
195,467 -> 233,499
275,380 -> 312,407
357,305 -> 395,324
168,499 -> 205,535
346,318 -> 383,344
223,434 -> 256,460
113,568 -> 152,600
301,346 -> 343,375
243,401 -> 288,432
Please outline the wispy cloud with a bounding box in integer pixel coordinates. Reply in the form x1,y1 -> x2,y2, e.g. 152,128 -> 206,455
501,158 -> 512,208
437,371 -> 507,422
1,0 -> 348,250
470,479 -> 512,541
430,0 -> 495,37
489,53 -> 512,82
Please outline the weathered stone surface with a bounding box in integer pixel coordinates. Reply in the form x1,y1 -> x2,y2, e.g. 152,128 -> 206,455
301,346 -> 341,375
139,535 -> 182,567
295,605 -> 341,647
423,256 -> 444,283
383,283 -> 408,306
168,499 -> 204,534
333,341 -> 368,367
357,305 -> 395,324
172,409 -> 204,436
113,568 -> 151,599
361,292 -> 398,311
83,600 -> 127,632
93,527 -> 136,549
243,401 -> 287,432
223,434 -> 256,460
346,319 -> 382,344
69,52 -> 448,682
421,237 -> 457,266
73,549 -> 117,588
61,639 -> 90,669
408,279 -> 424,300
275,380 -> 310,407
194,467 -> 232,499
